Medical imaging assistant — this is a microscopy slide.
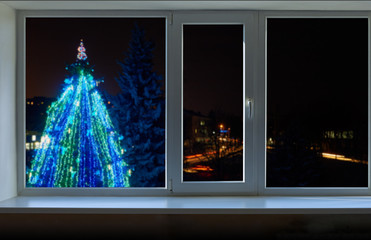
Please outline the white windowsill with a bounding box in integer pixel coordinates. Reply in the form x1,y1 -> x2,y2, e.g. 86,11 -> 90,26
1,196 -> 371,214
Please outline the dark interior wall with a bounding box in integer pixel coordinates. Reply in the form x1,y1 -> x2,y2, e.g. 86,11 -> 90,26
1,214 -> 371,239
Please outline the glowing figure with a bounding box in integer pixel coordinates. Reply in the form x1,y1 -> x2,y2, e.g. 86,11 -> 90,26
77,39 -> 87,61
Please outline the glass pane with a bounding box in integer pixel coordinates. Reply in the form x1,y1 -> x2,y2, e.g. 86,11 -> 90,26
26,18 -> 166,187
183,25 -> 243,181
267,18 -> 368,187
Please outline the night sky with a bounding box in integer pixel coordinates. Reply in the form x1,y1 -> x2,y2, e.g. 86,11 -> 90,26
183,25 -> 243,117
26,18 -> 165,98
27,19 -> 244,119
27,18 -> 367,123
267,18 -> 368,130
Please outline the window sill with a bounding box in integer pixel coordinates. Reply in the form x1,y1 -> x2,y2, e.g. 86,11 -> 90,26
1,196 -> 371,214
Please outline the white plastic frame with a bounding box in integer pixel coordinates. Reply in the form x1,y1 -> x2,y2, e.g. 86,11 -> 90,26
17,10 -> 172,196
170,11 -> 259,194
257,11 -> 371,196
16,10 -> 371,197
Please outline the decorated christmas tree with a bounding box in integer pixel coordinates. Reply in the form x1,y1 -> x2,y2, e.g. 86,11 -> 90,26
109,24 -> 165,187
27,40 -> 130,187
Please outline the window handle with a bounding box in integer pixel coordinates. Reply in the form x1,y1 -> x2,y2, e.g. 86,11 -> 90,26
246,97 -> 253,119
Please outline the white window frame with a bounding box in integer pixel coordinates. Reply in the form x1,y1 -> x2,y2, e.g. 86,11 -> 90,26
17,10 -> 172,196
170,11 -> 258,194
258,11 -> 371,196
16,10 -> 371,196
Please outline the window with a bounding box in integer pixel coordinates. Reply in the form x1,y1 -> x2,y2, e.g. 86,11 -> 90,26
170,12 -> 257,194
24,16 -> 166,190
183,25 -> 244,182
266,18 -> 368,188
15,10 -> 370,196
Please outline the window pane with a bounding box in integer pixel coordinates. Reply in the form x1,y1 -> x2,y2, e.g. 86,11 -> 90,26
26,18 -> 166,187
267,18 -> 368,187
183,25 -> 243,181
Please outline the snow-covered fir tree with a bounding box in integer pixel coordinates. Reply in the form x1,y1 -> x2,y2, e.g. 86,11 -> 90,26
109,24 -> 165,187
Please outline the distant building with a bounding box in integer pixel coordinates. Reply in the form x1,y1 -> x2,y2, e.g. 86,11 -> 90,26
26,96 -> 55,152
183,110 -> 212,149
26,96 -> 55,132
25,133 -> 42,150
322,129 -> 356,156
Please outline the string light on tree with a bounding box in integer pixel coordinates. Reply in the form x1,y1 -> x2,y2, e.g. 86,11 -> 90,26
27,39 -> 130,187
